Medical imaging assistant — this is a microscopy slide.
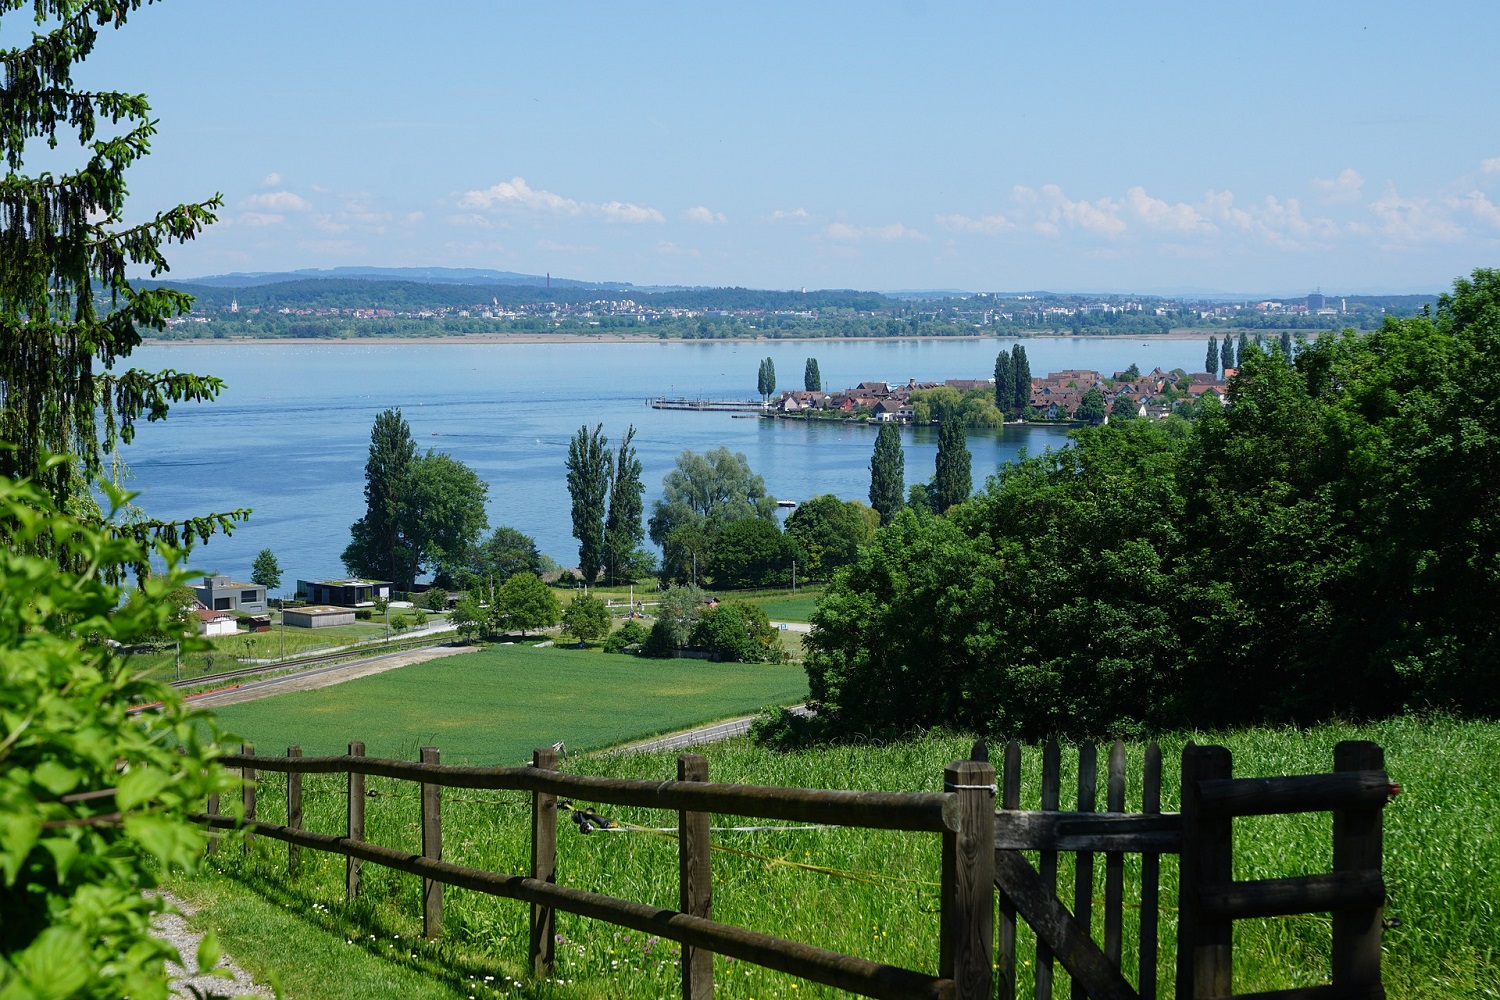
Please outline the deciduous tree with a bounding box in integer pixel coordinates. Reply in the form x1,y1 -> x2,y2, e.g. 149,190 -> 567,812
603,425 -> 648,584
868,423 -> 905,526
1011,344 -> 1031,412
784,494 -> 878,580
562,592 -> 611,645
344,411 -> 488,590
648,447 -> 777,583
993,351 -> 1014,415
804,357 -> 821,392
495,571 -> 560,636
932,416 -> 972,512
1206,335 -> 1220,377
566,423 -> 611,583
1076,387 -> 1107,425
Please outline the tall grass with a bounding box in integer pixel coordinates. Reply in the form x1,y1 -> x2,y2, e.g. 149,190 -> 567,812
174,715 -> 1499,1000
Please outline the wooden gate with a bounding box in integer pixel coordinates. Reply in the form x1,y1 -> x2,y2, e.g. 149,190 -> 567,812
990,739 -> 1392,1000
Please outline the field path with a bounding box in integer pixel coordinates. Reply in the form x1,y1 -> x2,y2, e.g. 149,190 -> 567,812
187,644 -> 478,709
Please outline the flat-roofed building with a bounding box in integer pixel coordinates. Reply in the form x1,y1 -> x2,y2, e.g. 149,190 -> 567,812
193,575 -> 267,614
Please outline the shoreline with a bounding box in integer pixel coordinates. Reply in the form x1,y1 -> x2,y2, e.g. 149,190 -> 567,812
141,328 -> 1237,347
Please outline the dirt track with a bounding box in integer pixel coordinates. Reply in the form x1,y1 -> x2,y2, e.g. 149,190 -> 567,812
187,645 -> 478,709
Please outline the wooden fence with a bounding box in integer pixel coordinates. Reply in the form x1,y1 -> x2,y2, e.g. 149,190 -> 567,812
200,739 -> 1392,1000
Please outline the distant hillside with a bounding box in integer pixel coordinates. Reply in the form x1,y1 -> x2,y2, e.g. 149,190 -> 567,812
142,278 -> 900,313
174,266 -> 629,290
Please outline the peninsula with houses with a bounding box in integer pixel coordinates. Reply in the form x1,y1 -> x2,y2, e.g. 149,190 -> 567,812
766,365 -> 1230,424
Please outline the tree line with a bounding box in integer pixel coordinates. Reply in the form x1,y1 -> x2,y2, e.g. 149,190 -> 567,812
784,271 -> 1500,742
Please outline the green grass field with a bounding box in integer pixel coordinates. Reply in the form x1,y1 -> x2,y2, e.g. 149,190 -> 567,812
205,645 -> 809,763
173,714 -> 1499,1000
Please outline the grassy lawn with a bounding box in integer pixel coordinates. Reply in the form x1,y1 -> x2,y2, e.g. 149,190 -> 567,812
205,644 -> 809,763
176,714 -> 1498,1000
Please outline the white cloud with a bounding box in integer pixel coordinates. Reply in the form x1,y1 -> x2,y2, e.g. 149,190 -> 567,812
656,240 -> 700,257
238,212 -> 284,227
684,205 -> 728,225
600,200 -> 665,224
1483,157 -> 1500,174
1462,191 -> 1500,228
1015,185 -> 1126,237
242,190 -> 311,212
459,176 -> 663,224
261,172 -> 282,187
936,213 -> 1013,235
1370,185 -> 1464,243
823,222 -> 928,243
1125,187 -> 1213,232
1311,168 -> 1365,203
767,208 -> 812,223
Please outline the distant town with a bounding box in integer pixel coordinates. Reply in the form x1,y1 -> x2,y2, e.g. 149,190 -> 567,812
145,276 -> 1434,341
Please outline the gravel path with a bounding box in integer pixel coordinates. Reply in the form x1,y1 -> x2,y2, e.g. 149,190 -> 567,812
187,643 -> 478,709
153,893 -> 276,999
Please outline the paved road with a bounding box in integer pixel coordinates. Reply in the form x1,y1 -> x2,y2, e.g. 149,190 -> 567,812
610,704 -> 811,754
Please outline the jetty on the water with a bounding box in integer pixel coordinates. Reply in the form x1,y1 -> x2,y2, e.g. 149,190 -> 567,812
649,396 -> 767,412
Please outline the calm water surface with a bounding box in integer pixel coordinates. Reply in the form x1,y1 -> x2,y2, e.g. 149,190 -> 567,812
119,337 -> 1213,583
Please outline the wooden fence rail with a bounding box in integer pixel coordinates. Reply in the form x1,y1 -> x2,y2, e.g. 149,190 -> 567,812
205,742 -> 992,1000
203,739 -> 1391,1000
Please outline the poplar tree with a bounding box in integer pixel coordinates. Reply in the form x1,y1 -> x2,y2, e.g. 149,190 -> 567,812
566,423 -> 611,582
868,423 -> 905,525
757,357 -> 777,400
933,416 -> 972,513
603,424 -> 646,584
804,357 -> 821,392
1237,332 -> 1250,368
2,0 -> 245,561
993,350 -> 1014,416
1011,344 -> 1031,412
1206,336 -> 1220,376
1280,330 -> 1294,357
1221,336 -> 1235,373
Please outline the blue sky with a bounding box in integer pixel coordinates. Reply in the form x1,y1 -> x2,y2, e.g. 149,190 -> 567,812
21,1 -> 1500,294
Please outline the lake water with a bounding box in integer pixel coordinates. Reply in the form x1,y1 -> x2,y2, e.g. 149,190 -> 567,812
118,336 -> 1214,586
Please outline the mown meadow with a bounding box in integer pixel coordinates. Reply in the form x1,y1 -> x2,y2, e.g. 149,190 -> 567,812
205,644 -> 811,762
171,715 -> 1499,1000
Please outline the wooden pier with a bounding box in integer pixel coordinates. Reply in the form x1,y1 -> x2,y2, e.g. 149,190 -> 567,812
649,396 -> 767,412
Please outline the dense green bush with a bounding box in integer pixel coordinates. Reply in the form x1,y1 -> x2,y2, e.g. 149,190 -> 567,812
603,620 -> 650,654
0,479 -> 239,998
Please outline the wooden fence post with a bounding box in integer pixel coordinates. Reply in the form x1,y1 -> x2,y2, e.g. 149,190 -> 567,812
242,742 -> 256,852
1036,739 -> 1061,1000
205,793 -> 220,855
1332,741 -> 1385,997
1177,743 -> 1232,1000
287,745 -> 302,875
941,747 -> 995,1000
1139,742 -> 1162,1000
1071,744 -> 1098,1000
1104,741 -> 1127,966
679,753 -> 713,1000
420,745 -> 442,939
997,741 -> 1021,1000
530,746 -> 559,976
347,740 -> 365,901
